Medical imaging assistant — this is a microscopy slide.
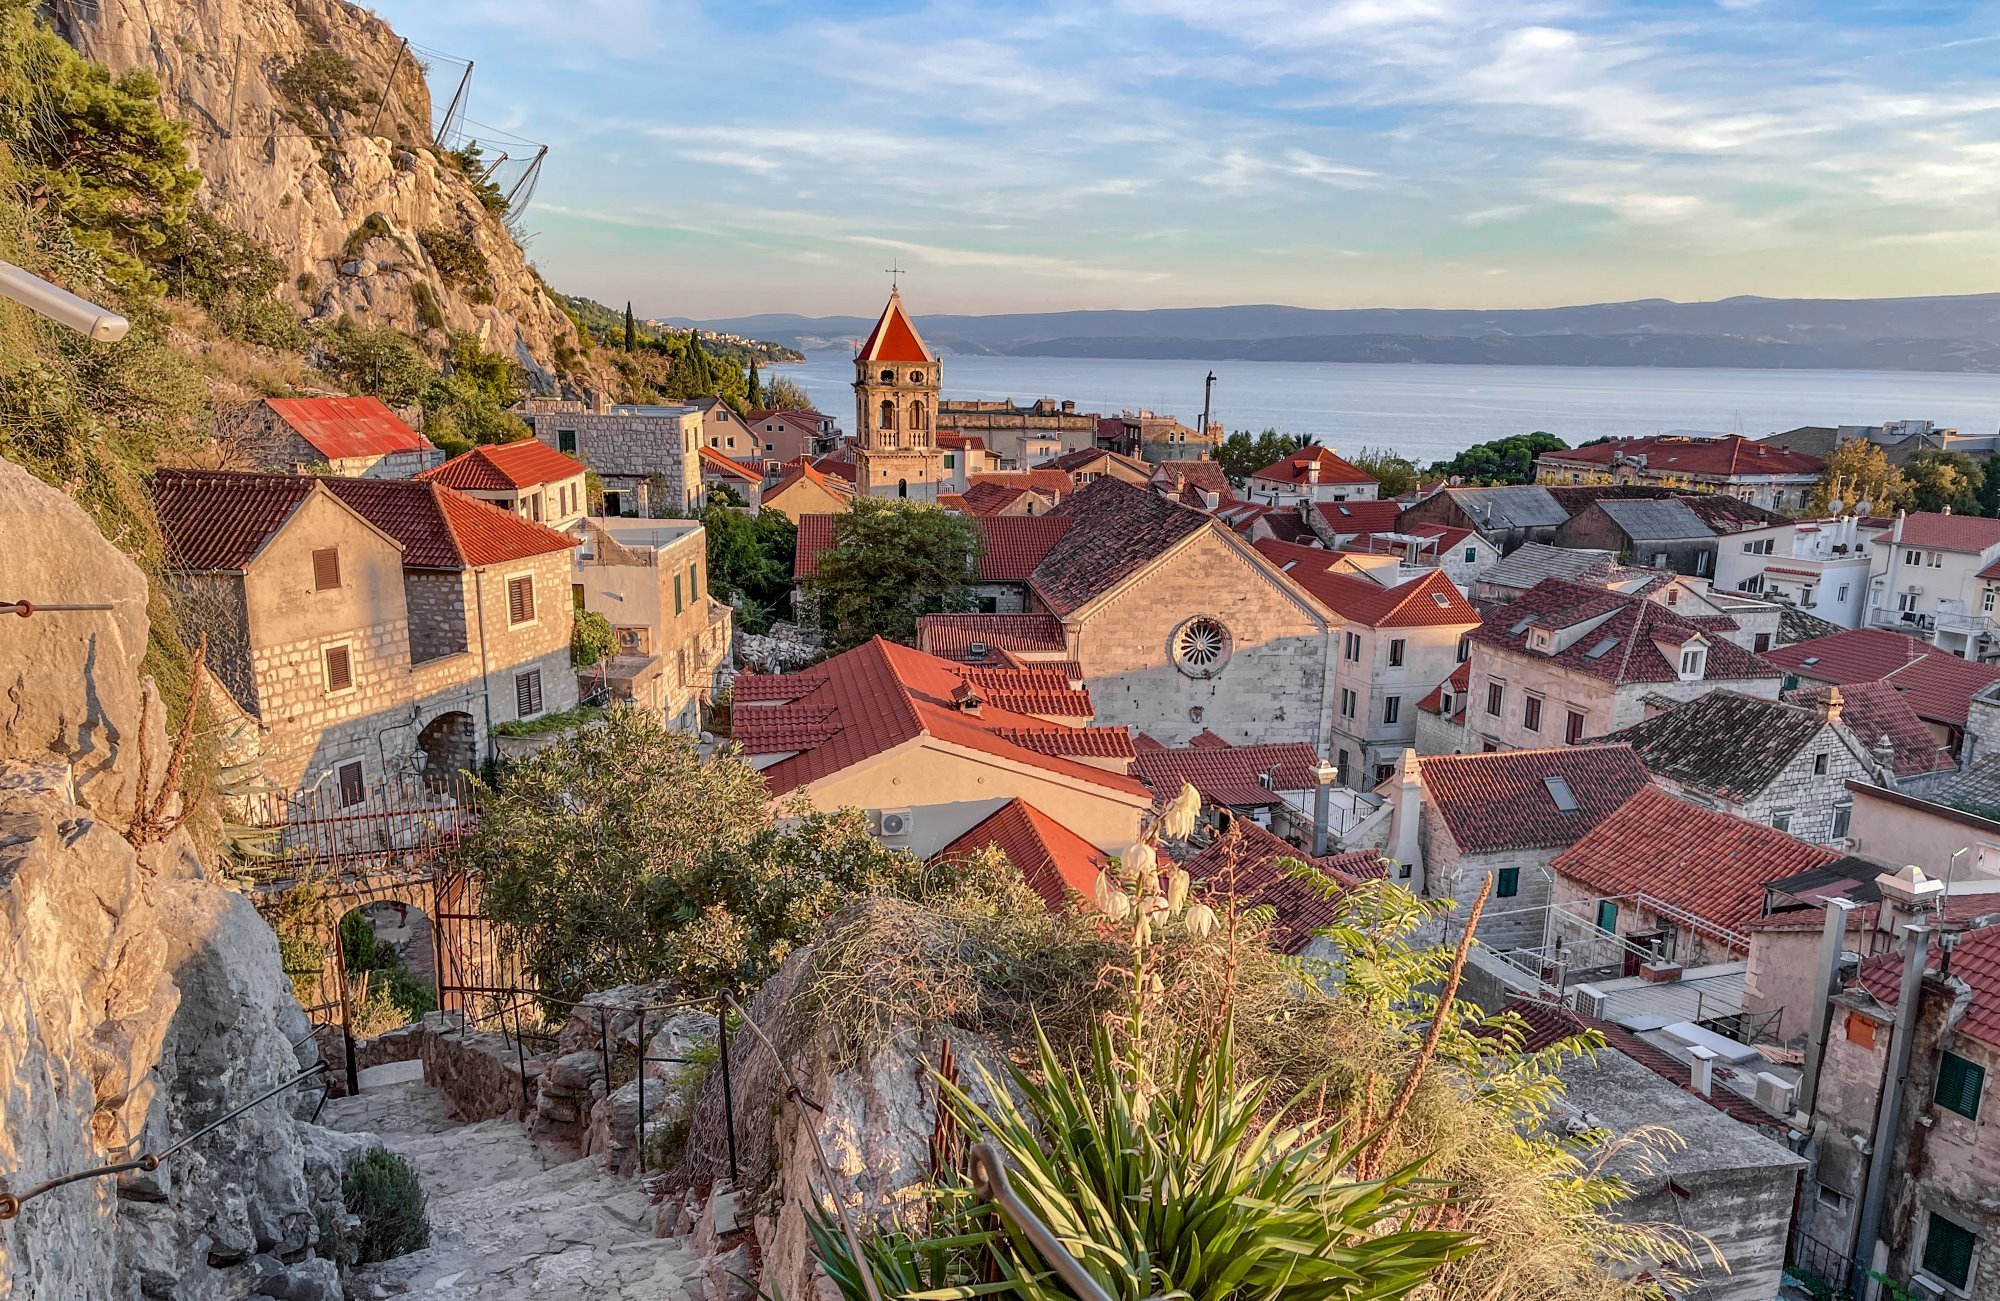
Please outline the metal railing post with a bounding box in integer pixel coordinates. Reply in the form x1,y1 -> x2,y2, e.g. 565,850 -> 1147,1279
636,1007 -> 646,1174
511,1000 -> 530,1119
717,992 -> 738,1186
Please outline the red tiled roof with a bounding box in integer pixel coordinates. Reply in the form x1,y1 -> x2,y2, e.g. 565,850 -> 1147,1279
1038,447 -> 1148,476
1033,478 -> 1210,617
961,665 -> 1094,718
154,470 -> 577,572
1190,729 -> 1231,748
968,469 -> 1073,497
937,492 -> 968,513
1250,445 -> 1377,487
1884,511 -> 2000,554
698,446 -> 763,483
989,726 -> 1136,760
1417,661 -> 1472,718
1540,434 -> 1823,479
749,409 -> 826,437
261,396 -> 429,461
1253,540 -> 1479,627
917,613 -> 1068,661
419,439 -> 585,491
1765,629 -> 2000,728
812,453 -> 859,485
929,798 -> 1111,912
1552,787 -> 1838,942
1854,922 -> 2000,1047
732,638 -> 1147,800
1469,577 -> 1778,686
1134,741 -> 1324,809
961,482 -> 1035,516
1182,821 -> 1373,954
1788,682 -> 1954,778
1311,500 -> 1404,537
1420,744 -> 1651,854
1151,460 -> 1231,495
857,289 -> 934,364
769,461 -> 855,512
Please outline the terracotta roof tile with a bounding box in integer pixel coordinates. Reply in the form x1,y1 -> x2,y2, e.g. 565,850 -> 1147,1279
1134,741 -> 1324,809
1787,681 -> 1953,778
960,665 -> 1094,718
856,289 -> 934,364
768,461 -> 855,512
1417,661 -> 1472,718
1552,787 -> 1838,942
260,396 -> 429,460
1311,499 -> 1404,536
1151,460 -> 1231,495
1250,445 -> 1378,487
1032,478 -> 1209,616
1883,511 -> 2000,554
1182,821 -> 1373,954
1470,577 -> 1779,687
1765,629 -> 2000,728
916,613 -> 1067,660
989,726 -> 1136,760
1853,922 -> 2000,1047
1541,434 -> 1823,479
733,638 -> 1146,799
697,446 -> 764,483
153,470 -> 317,570
1420,745 -> 1651,853
929,798 -> 1111,912
419,440 -> 585,491
1254,540 -> 1479,627
970,470 -> 1073,497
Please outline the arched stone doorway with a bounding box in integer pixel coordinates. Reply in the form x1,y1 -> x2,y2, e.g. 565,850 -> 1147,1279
417,711 -> 477,791
336,899 -> 438,1041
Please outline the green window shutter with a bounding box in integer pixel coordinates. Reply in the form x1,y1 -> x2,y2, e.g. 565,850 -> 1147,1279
1938,1052 -> 1985,1120
1596,900 -> 1618,933
1922,1212 -> 1977,1289
674,574 -> 683,614
1496,868 -> 1520,898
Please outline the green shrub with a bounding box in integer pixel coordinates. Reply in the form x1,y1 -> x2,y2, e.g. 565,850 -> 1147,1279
341,212 -> 410,261
418,226 -> 489,289
340,1148 -> 429,1263
571,609 -> 615,668
275,45 -> 362,118
411,280 -> 445,332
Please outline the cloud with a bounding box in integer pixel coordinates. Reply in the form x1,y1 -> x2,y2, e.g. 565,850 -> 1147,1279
843,235 -> 1170,283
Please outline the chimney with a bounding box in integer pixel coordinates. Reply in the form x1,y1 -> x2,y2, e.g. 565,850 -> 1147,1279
1688,1045 -> 1718,1097
1307,457 -> 1321,487
1876,864 -> 1943,933
950,682 -> 983,716
1945,504 -> 1955,516
592,388 -> 611,416
1312,760 -> 1339,856
1386,748 -> 1424,886
1824,685 -> 1844,727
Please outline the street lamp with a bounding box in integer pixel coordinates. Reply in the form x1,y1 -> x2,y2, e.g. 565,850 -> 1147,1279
0,260 -> 128,341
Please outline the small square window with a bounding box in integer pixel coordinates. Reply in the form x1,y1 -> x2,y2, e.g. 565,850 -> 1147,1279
1496,867 -> 1519,898
1772,811 -> 1793,832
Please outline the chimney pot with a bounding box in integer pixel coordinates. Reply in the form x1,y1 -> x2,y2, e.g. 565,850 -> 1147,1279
1689,1045 -> 1718,1097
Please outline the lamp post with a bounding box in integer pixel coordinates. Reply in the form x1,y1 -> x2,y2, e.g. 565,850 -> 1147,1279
0,260 -> 128,341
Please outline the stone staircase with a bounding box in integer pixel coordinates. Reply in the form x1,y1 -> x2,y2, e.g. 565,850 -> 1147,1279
323,1062 -> 703,1300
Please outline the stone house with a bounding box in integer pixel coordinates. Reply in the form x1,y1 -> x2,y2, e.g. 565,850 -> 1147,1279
937,433 -> 1003,492
1098,410 -> 1222,464
1604,689 -> 1897,844
691,396 -> 756,460
1253,540 -> 1479,786
1864,510 -> 2000,661
1464,577 -> 1784,752
746,408 -> 839,469
575,518 -> 732,732
1765,628 -> 2000,758
1242,445 -> 1379,508
1473,542 -> 1621,603
1399,484 -> 1573,553
762,460 -> 855,523
1553,497 -> 1719,578
697,447 -> 764,509
936,396 -> 1099,468
1534,433 -> 1824,513
1550,786 -> 1837,972
1505,1000 -> 1807,1301
1374,744 -> 1652,952
416,439 -> 589,534
153,469 -> 579,797
1034,446 -> 1150,488
732,636 -> 1154,861
1805,916 -> 2000,1298
518,397 -> 703,517
218,395 -> 440,479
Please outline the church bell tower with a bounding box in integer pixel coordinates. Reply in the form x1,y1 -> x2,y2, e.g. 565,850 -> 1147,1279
852,286 -> 945,501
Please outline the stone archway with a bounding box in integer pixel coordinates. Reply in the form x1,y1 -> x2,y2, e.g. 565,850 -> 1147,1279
417,711 -> 477,790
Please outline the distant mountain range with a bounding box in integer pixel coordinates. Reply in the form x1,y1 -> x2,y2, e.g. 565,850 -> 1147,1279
676,294 -> 2000,372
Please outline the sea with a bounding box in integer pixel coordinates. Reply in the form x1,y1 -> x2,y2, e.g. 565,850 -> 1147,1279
780,352 -> 2000,467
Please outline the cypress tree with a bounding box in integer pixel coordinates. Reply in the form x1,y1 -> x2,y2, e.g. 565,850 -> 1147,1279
623,301 -> 636,352
1981,456 -> 2000,518
747,359 -> 762,407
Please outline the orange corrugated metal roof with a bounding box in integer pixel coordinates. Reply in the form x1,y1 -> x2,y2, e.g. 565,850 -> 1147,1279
265,396 -> 429,460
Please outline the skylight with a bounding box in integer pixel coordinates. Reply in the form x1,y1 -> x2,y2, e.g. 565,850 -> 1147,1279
1583,637 -> 1620,659
1509,618 -> 1532,636
1430,592 -> 1451,606
1545,775 -> 1581,812
1802,656 -> 1821,667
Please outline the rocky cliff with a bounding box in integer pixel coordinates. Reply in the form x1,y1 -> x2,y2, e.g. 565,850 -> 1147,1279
0,457 -> 365,1299
54,0 -> 588,390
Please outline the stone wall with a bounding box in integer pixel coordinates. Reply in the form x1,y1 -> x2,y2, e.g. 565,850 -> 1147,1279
528,411 -> 702,511
406,570 -> 470,663
418,1014 -> 538,1123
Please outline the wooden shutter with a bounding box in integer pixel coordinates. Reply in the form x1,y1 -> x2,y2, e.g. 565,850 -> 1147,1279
515,670 -> 543,717
312,547 -> 341,591
1938,1052 -> 1985,1119
337,761 -> 364,808
1923,1213 -> 1977,1289
508,576 -> 535,624
324,644 -> 352,692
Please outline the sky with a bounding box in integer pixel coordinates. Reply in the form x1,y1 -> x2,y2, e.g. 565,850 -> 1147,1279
369,0 -> 2000,319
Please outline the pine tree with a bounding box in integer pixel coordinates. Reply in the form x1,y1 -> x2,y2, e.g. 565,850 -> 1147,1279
1981,457 -> 2000,518
623,301 -> 636,352
747,360 -> 762,407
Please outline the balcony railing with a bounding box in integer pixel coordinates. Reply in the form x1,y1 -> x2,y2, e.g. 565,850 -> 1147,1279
1934,609 -> 2000,640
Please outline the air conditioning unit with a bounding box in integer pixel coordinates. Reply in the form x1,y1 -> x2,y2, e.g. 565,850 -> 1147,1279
876,808 -> 915,840
1570,984 -> 1608,1019
1753,1072 -> 1796,1117
1909,584 -> 1926,595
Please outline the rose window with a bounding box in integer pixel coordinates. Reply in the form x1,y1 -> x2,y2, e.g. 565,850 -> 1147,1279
1173,617 -> 1231,677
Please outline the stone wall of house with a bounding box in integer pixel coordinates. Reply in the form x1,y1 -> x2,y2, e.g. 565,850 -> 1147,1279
1465,644 -> 1781,751
1070,527 -> 1332,747
1548,873 -> 1743,969
406,570 -> 471,663
172,570 -> 258,716
1657,723 -> 1873,846
1417,814 -> 1560,953
464,550 -> 579,727
1330,622 -> 1473,788
529,411 -> 701,511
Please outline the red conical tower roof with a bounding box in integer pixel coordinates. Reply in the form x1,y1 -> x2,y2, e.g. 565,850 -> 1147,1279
857,287 -> 934,364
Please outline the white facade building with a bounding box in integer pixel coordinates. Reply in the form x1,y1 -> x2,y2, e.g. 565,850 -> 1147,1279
1714,515 -> 1873,631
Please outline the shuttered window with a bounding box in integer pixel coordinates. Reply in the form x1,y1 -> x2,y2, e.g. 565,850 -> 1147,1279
337,761 -> 364,809
515,669 -> 543,718
1938,1051 -> 1985,1120
1922,1212 -> 1977,1290
508,576 -> 535,625
323,644 -> 352,693
1496,868 -> 1519,898
311,547 -> 340,591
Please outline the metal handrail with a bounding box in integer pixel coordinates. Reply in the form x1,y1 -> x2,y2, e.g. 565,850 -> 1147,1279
0,1061 -> 328,1219
967,1143 -> 1115,1301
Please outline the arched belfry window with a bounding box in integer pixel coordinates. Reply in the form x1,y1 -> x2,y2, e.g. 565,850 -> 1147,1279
880,398 -> 896,430
880,369 -> 894,383
909,400 -> 926,430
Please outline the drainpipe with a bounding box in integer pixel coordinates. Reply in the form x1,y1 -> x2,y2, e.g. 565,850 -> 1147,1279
472,570 -> 495,764
1796,897 -> 1858,1117
1848,921 -> 1932,1301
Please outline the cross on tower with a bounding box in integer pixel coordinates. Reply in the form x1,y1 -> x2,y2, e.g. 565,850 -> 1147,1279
884,260 -> 904,290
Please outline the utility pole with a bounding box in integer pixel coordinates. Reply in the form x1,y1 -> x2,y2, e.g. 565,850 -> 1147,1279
1199,370 -> 1216,447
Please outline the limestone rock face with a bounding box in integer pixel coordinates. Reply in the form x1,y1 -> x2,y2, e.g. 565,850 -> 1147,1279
55,0 -> 589,390
0,459 -> 360,1298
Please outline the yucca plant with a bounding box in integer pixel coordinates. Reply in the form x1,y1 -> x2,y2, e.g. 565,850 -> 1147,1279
811,1014 -> 1476,1301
